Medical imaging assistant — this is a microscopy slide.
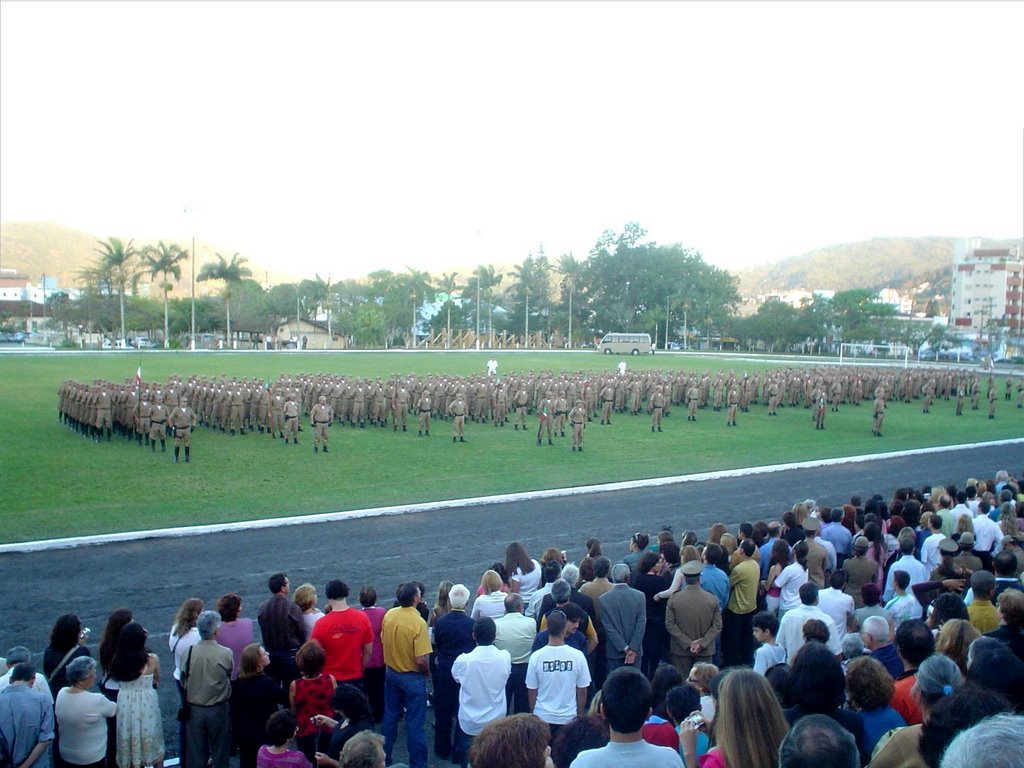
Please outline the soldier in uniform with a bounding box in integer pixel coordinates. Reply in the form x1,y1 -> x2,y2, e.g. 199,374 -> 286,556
814,390 -> 827,430
416,390 -> 432,436
649,387 -> 665,432
149,395 -> 169,452
766,378 -> 781,416
394,385 -> 410,431
95,386 -> 113,442
553,391 -> 569,437
686,381 -> 700,422
513,387 -> 530,430
311,395 -> 333,453
137,394 -> 152,446
726,386 -> 739,427
283,394 -> 300,444
872,389 -> 886,437
536,391 -> 554,446
569,399 -> 586,452
493,384 -> 508,427
921,379 -> 935,413
955,384 -> 966,416
169,396 -> 196,463
988,383 -> 998,419
448,391 -> 467,442
599,382 -> 614,425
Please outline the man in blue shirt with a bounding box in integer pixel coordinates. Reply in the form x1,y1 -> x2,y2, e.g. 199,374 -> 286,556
760,522 -> 787,580
699,544 -> 729,610
0,663 -> 53,768
820,509 -> 853,568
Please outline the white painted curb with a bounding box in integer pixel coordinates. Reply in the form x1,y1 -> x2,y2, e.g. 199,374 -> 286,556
3,438 -> 1021,554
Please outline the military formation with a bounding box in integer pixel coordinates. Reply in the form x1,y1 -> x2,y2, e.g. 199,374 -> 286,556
58,364 -> 1020,461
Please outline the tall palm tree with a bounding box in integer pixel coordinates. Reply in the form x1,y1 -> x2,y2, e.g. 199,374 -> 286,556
557,252 -> 584,348
404,268 -> 433,347
94,237 -> 138,342
197,252 -> 252,348
474,264 -> 503,347
440,271 -> 461,348
142,241 -> 188,348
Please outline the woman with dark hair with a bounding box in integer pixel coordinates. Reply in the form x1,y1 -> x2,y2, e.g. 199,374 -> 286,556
841,504 -> 857,535
862,522 -> 886,589
469,713 -> 550,768
357,586 -> 386,723
289,641 -> 337,764
231,644 -> 287,768
215,593 -> 253,682
771,541 -> 809,616
585,538 -> 603,558
311,684 -> 375,768
763,539 -> 793,615
550,715 -> 608,768
927,592 -> 969,632
45,613 -> 93,768
110,623 -> 163,768
708,523 -> 727,546
640,665 -> 682,749
966,642 -> 1024,711
844,656 -> 906,754
917,686 -> 1012,768
97,609 -> 132,768
634,551 -> 670,679
505,542 -> 542,603
783,642 -> 866,762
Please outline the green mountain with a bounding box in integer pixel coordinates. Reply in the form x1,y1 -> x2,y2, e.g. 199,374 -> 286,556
735,236 -> 1022,298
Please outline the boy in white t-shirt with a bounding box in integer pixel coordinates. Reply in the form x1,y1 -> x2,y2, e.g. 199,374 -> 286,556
884,570 -> 922,628
525,611 -> 591,739
752,611 -> 787,674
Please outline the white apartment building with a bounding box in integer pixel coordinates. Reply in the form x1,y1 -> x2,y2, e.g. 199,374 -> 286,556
950,238 -> 1023,332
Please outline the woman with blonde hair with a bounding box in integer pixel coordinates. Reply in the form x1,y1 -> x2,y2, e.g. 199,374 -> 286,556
293,583 -> 323,636
168,597 -> 202,764
936,619 -> 980,675
470,571 -> 507,620
680,669 -> 788,768
953,514 -> 974,541
429,580 -> 453,629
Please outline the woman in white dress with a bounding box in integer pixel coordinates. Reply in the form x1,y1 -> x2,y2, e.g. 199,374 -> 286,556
110,623 -> 163,768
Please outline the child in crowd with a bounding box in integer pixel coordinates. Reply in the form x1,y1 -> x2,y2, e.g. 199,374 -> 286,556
752,611 -> 787,674
687,662 -> 719,722
257,710 -> 312,768
289,641 -> 337,765
885,570 -> 922,628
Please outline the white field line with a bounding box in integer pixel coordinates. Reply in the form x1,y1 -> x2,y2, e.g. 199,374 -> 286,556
3,438 -> 1022,554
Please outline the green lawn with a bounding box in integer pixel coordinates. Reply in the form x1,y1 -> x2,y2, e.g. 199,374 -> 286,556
1,350 -> 1019,544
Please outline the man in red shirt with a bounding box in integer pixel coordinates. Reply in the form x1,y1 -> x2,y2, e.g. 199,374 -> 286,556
310,580 -> 373,686
890,619 -> 934,725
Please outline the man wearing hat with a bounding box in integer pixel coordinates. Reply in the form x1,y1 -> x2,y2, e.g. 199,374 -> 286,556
843,537 -> 878,608
954,532 -> 984,574
665,560 -> 721,678
310,395 -> 333,453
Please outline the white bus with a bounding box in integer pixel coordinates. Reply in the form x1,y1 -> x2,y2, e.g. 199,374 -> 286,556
598,332 -> 653,355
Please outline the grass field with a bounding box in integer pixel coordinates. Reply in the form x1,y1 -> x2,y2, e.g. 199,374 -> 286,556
1,350 -> 1020,544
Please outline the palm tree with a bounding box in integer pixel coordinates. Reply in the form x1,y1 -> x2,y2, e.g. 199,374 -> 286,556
404,268 -> 433,347
142,241 -> 188,348
197,252 -> 252,348
94,237 -> 138,342
474,264 -> 503,347
557,252 -> 584,349
440,271 -> 462,348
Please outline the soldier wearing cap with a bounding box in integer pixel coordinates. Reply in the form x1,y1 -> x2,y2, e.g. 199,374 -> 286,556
169,396 -> 196,463
953,532 -> 983,573
311,395 -> 333,453
283,394 -> 300,444
802,517 -> 830,588
665,560 -> 721,678
842,536 -> 878,608
448,391 -> 467,443
930,538 -> 970,583
872,389 -> 886,436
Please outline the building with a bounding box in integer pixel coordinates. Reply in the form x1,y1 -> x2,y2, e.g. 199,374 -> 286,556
950,238 -> 1023,332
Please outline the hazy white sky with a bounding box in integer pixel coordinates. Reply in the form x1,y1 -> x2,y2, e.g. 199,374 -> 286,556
2,1 -> 1022,281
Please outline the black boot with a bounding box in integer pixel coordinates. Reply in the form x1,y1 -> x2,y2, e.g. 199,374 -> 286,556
151,440 -> 156,452
323,447 -> 328,453
184,447 -> 190,463
315,446 -> 319,453
161,439 -> 166,452
174,446 -> 180,463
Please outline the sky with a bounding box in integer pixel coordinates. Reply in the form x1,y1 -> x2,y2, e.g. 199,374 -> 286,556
2,1 -> 1023,283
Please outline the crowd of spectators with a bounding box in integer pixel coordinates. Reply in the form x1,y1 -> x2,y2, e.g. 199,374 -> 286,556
3,470 -> 1024,768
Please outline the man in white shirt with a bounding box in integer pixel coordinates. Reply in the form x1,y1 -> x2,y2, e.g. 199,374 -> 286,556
882,537 -> 929,602
777,583 -> 842,659
972,501 -> 1004,569
817,571 -> 856,640
525,610 -> 591,741
450,617 -> 511,768
569,667 -> 682,768
950,490 -> 973,529
0,647 -> 53,705
493,595 -> 536,714
920,515 -> 946,573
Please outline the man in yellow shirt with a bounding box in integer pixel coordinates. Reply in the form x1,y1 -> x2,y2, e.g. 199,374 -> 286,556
967,571 -> 1000,634
381,582 -> 432,768
722,539 -> 760,667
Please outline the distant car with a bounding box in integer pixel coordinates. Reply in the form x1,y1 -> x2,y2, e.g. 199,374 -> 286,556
667,342 -> 681,350
131,337 -> 156,349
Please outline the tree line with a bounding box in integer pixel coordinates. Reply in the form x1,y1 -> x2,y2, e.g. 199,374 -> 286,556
40,223 -> 957,353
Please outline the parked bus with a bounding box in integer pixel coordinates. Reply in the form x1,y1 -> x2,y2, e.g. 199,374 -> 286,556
597,332 -> 653,355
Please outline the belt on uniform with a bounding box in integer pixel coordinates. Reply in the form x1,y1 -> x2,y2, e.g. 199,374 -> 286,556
285,415 -> 297,419
151,419 -> 165,424
315,420 -> 329,424
420,409 -> 430,412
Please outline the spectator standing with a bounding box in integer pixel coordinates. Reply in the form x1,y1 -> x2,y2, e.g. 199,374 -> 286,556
890,619 -> 934,726
526,611 -> 591,743
54,657 -> 117,768
493,595 -> 536,715
778,715 -> 858,768
861,615 -> 902,679
45,614 -> 92,768
310,581 -> 373,689
570,667 -> 682,768
751,612 -> 787,674
665,561 -> 721,678
0,647 -> 52,703
431,585 -> 475,761
818,571 -> 856,639
844,657 -> 906,755
966,571 -> 1000,633
882,537 -> 929,602
355,587 -> 386,723
258,574 -> 307,687
109,622 -> 164,768
169,598 -> 203,765
182,611 -> 233,768
884,571 -> 922,629
380,582 -> 431,768
231,645 -> 287,768
214,594 -> 253,682
310,685 -> 375,768
697,545 -> 729,611
289,642 -> 336,765
777,583 -> 842,660
721,540 -> 759,667
256,710 -> 310,768
450,617 -> 512,768
775,542 -> 810,616
0,663 -> 54,768
598,564 -> 646,673
843,537 -> 878,608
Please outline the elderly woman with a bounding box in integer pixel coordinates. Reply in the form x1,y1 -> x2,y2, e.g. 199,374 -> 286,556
55,657 -> 117,768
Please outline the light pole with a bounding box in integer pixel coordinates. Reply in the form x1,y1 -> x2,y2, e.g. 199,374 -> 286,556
475,274 -> 481,351
190,235 -> 196,350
